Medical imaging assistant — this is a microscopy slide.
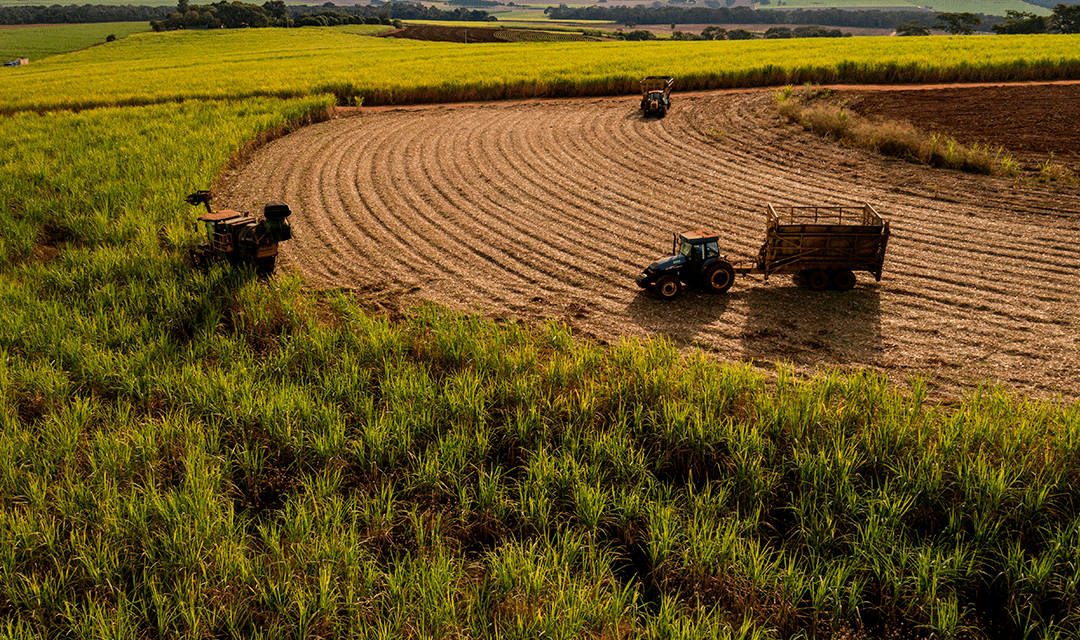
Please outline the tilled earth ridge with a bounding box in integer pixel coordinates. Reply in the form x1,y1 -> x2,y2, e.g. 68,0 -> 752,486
216,88 -> 1080,402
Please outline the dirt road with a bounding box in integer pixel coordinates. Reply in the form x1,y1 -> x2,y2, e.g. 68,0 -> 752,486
217,86 -> 1080,402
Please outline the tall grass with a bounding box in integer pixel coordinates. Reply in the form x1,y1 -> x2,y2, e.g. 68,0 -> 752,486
1,29 -> 1079,112
2,30 -> 1080,639
774,84 -> 1019,175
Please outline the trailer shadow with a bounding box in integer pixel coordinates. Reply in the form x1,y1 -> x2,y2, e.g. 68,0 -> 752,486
738,280 -> 883,370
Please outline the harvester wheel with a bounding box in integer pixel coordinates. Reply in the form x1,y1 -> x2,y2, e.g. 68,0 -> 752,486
189,248 -> 208,271
654,275 -> 683,300
803,269 -> 830,291
830,269 -> 857,291
703,261 -> 735,294
255,256 -> 276,276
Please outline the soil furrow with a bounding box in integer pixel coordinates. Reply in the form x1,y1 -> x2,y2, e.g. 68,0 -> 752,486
217,88 -> 1080,402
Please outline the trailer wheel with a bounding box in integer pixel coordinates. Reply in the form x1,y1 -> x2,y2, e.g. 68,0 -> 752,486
654,275 -> 683,300
703,261 -> 735,294
803,269 -> 830,291
830,269 -> 856,291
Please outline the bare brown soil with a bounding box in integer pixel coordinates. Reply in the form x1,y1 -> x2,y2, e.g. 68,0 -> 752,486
845,84 -> 1080,173
216,84 -> 1080,403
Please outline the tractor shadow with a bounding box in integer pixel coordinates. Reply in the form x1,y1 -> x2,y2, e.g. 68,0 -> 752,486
625,287 -> 731,344
738,279 -> 883,369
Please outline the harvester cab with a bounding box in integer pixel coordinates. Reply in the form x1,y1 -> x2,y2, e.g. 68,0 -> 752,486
185,191 -> 293,276
639,75 -> 674,118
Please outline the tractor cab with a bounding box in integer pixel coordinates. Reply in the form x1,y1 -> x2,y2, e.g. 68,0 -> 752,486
674,229 -> 721,270
636,228 -> 734,299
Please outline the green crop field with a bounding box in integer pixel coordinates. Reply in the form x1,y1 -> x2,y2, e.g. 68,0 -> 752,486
1,28 -> 1078,112
2,27 -> 1080,638
0,22 -> 149,61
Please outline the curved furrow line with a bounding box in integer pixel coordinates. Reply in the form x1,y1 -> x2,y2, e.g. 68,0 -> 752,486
309,119 -> 414,284
415,107 -> 584,300
384,109 -> 553,303
350,111 -> 474,288
509,104 -> 676,249
484,106 -> 672,275
877,203 -> 1080,303
454,105 -> 658,295
258,121 -> 385,286
216,91 -> 1080,401
319,115 -> 444,286
551,102 -> 684,234
433,108 -> 634,299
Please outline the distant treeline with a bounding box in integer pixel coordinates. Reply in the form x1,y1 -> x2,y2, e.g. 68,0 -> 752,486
546,4 -> 986,30
147,1 -> 494,30
0,4 -> 170,25
289,3 -> 494,22
0,2 -> 491,26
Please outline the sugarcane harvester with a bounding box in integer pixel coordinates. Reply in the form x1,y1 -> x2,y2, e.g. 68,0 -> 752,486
636,203 -> 890,299
184,190 -> 293,276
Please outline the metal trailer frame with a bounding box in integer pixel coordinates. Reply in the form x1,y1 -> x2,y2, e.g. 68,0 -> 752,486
639,75 -> 674,99
734,203 -> 890,281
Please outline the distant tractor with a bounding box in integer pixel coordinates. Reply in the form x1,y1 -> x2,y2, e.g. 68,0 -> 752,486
639,75 -> 674,118
636,203 -> 890,299
184,190 -> 293,276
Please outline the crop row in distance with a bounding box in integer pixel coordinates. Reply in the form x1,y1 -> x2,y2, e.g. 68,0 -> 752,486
0,22 -> 151,62
1,27 -> 1078,111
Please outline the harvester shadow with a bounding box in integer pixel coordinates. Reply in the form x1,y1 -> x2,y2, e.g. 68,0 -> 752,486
739,280 -> 883,369
625,287 -> 731,344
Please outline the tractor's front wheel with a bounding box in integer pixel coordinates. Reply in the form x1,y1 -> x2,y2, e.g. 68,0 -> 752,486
654,275 -> 682,300
703,261 -> 735,294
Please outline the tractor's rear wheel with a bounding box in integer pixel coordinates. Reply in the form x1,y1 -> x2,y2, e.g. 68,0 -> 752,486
830,269 -> 857,291
703,261 -> 735,294
803,269 -> 830,291
654,275 -> 682,300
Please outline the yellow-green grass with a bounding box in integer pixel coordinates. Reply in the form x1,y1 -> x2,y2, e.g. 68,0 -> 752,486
2,28 -> 1080,639
0,22 -> 149,62
336,23 -> 399,36
1,28 -> 1078,111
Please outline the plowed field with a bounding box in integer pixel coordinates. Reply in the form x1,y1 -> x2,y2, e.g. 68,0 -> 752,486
217,85 -> 1080,402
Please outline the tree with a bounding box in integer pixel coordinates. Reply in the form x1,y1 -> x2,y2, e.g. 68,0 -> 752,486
934,12 -> 981,34
701,25 -> 726,39
991,10 -> 1048,33
895,20 -> 929,35
764,26 -> 792,37
177,0 -> 189,13
1051,3 -> 1080,33
726,28 -> 754,39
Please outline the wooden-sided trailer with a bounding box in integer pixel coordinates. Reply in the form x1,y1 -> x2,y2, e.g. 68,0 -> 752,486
636,202 -> 890,298
738,203 -> 890,290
